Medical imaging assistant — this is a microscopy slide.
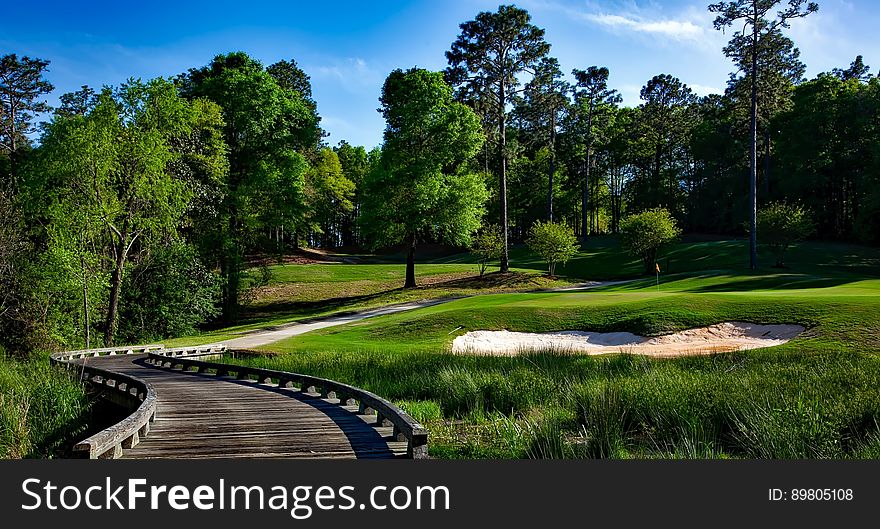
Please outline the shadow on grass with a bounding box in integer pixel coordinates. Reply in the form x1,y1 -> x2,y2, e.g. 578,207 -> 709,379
234,271 -> 551,327
684,275 -> 861,293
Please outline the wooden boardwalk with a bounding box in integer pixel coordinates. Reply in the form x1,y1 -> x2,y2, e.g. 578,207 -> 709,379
85,355 -> 407,459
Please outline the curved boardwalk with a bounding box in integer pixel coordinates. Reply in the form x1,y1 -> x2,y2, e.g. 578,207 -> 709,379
83,354 -> 407,459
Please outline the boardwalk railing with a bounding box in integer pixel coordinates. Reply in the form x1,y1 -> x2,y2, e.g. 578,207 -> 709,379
147,349 -> 429,459
50,344 -> 429,459
50,346 -> 161,458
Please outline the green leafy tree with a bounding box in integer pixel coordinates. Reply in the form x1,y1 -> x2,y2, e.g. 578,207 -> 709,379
526,220 -> 578,276
571,66 -> 621,237
833,55 -> 873,82
757,202 -> 814,267
0,54 -> 54,177
472,225 -> 504,276
36,78 -> 226,345
446,4 -> 550,272
118,242 -> 221,342
710,0 -> 818,269
181,52 -> 320,321
620,208 -> 682,275
361,68 -> 487,288
520,57 -> 569,220
304,147 -> 355,247
334,141 -> 371,246
636,74 -> 698,214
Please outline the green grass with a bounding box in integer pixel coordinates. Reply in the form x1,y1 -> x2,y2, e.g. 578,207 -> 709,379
0,354 -> 93,458
436,237 -> 880,280
212,241 -> 880,459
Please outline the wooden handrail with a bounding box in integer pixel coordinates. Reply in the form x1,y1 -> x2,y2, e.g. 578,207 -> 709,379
147,349 -> 429,458
49,343 -> 429,459
50,347 -> 159,459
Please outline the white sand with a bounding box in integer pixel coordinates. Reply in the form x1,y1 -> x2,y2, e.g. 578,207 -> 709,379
451,322 -> 805,358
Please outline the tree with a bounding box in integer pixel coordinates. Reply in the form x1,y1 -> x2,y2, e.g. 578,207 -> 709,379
572,66 -> 621,238
637,74 -> 697,213
56,85 -> 97,118
472,225 -> 504,276
833,55 -> 873,82
620,208 -> 682,275
446,4 -> 550,272
181,52 -> 320,321
526,220 -> 578,276
521,57 -> 569,220
0,54 -> 54,181
304,147 -> 354,247
361,68 -> 486,288
756,202 -> 814,267
709,0 -> 818,269
723,27 -> 805,198
334,141 -> 371,246
37,78 -> 226,345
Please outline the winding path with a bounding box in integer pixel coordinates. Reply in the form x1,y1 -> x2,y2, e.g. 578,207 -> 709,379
84,354 -> 406,459
217,279 -> 627,349
62,277 -> 623,459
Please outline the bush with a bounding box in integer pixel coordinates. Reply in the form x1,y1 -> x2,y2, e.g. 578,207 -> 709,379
471,225 -> 503,276
757,202 -> 815,268
526,221 -> 579,276
118,242 -> 221,342
619,208 -> 681,275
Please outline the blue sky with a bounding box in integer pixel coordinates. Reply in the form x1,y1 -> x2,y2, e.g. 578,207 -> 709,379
3,0 -> 878,148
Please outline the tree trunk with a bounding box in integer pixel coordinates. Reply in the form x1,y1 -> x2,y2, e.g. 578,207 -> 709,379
749,19 -> 759,270
80,252 -> 90,350
104,233 -> 129,346
547,111 -> 556,221
404,235 -> 417,288
582,104 -> 594,241
763,127 -> 771,197
499,82 -> 510,273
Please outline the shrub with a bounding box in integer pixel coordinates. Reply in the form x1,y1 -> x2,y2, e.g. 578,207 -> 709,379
757,202 -> 815,268
619,208 -> 681,275
526,220 -> 579,276
118,242 -> 221,342
471,225 -> 504,276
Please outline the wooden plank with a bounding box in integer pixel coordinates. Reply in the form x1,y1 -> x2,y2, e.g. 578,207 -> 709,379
84,354 -> 404,460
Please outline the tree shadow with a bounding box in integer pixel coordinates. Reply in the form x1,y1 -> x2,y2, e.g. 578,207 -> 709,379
684,274 -> 859,293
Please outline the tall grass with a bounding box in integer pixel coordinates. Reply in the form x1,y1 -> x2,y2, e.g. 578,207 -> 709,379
229,347 -> 880,459
0,355 -> 91,458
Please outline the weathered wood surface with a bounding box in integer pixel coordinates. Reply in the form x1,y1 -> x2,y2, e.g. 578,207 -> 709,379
85,354 -> 408,459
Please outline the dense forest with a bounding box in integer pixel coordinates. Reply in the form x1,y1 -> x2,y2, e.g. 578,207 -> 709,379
1,1 -> 878,355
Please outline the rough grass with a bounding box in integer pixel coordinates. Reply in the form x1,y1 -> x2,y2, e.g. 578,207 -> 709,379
0,355 -> 92,458
223,261 -> 880,459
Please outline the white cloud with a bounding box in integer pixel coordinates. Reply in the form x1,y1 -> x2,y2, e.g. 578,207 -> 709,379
312,57 -> 380,91
583,12 -> 706,43
688,83 -> 723,97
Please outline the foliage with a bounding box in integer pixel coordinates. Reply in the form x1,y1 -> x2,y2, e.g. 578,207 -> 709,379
619,208 -> 682,274
446,4 -> 550,272
526,220 -> 579,276
0,355 -> 91,458
34,78 -> 225,345
757,202 -> 814,267
361,68 -> 487,288
472,225 -> 504,276
118,242 -> 221,342
304,148 -> 355,247
181,52 -> 319,321
0,54 -> 54,159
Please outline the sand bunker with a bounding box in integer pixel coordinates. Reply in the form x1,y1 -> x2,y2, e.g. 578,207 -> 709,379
451,322 -> 805,358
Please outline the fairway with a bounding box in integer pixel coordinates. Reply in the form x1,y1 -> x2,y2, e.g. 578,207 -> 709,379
206,247 -> 880,459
